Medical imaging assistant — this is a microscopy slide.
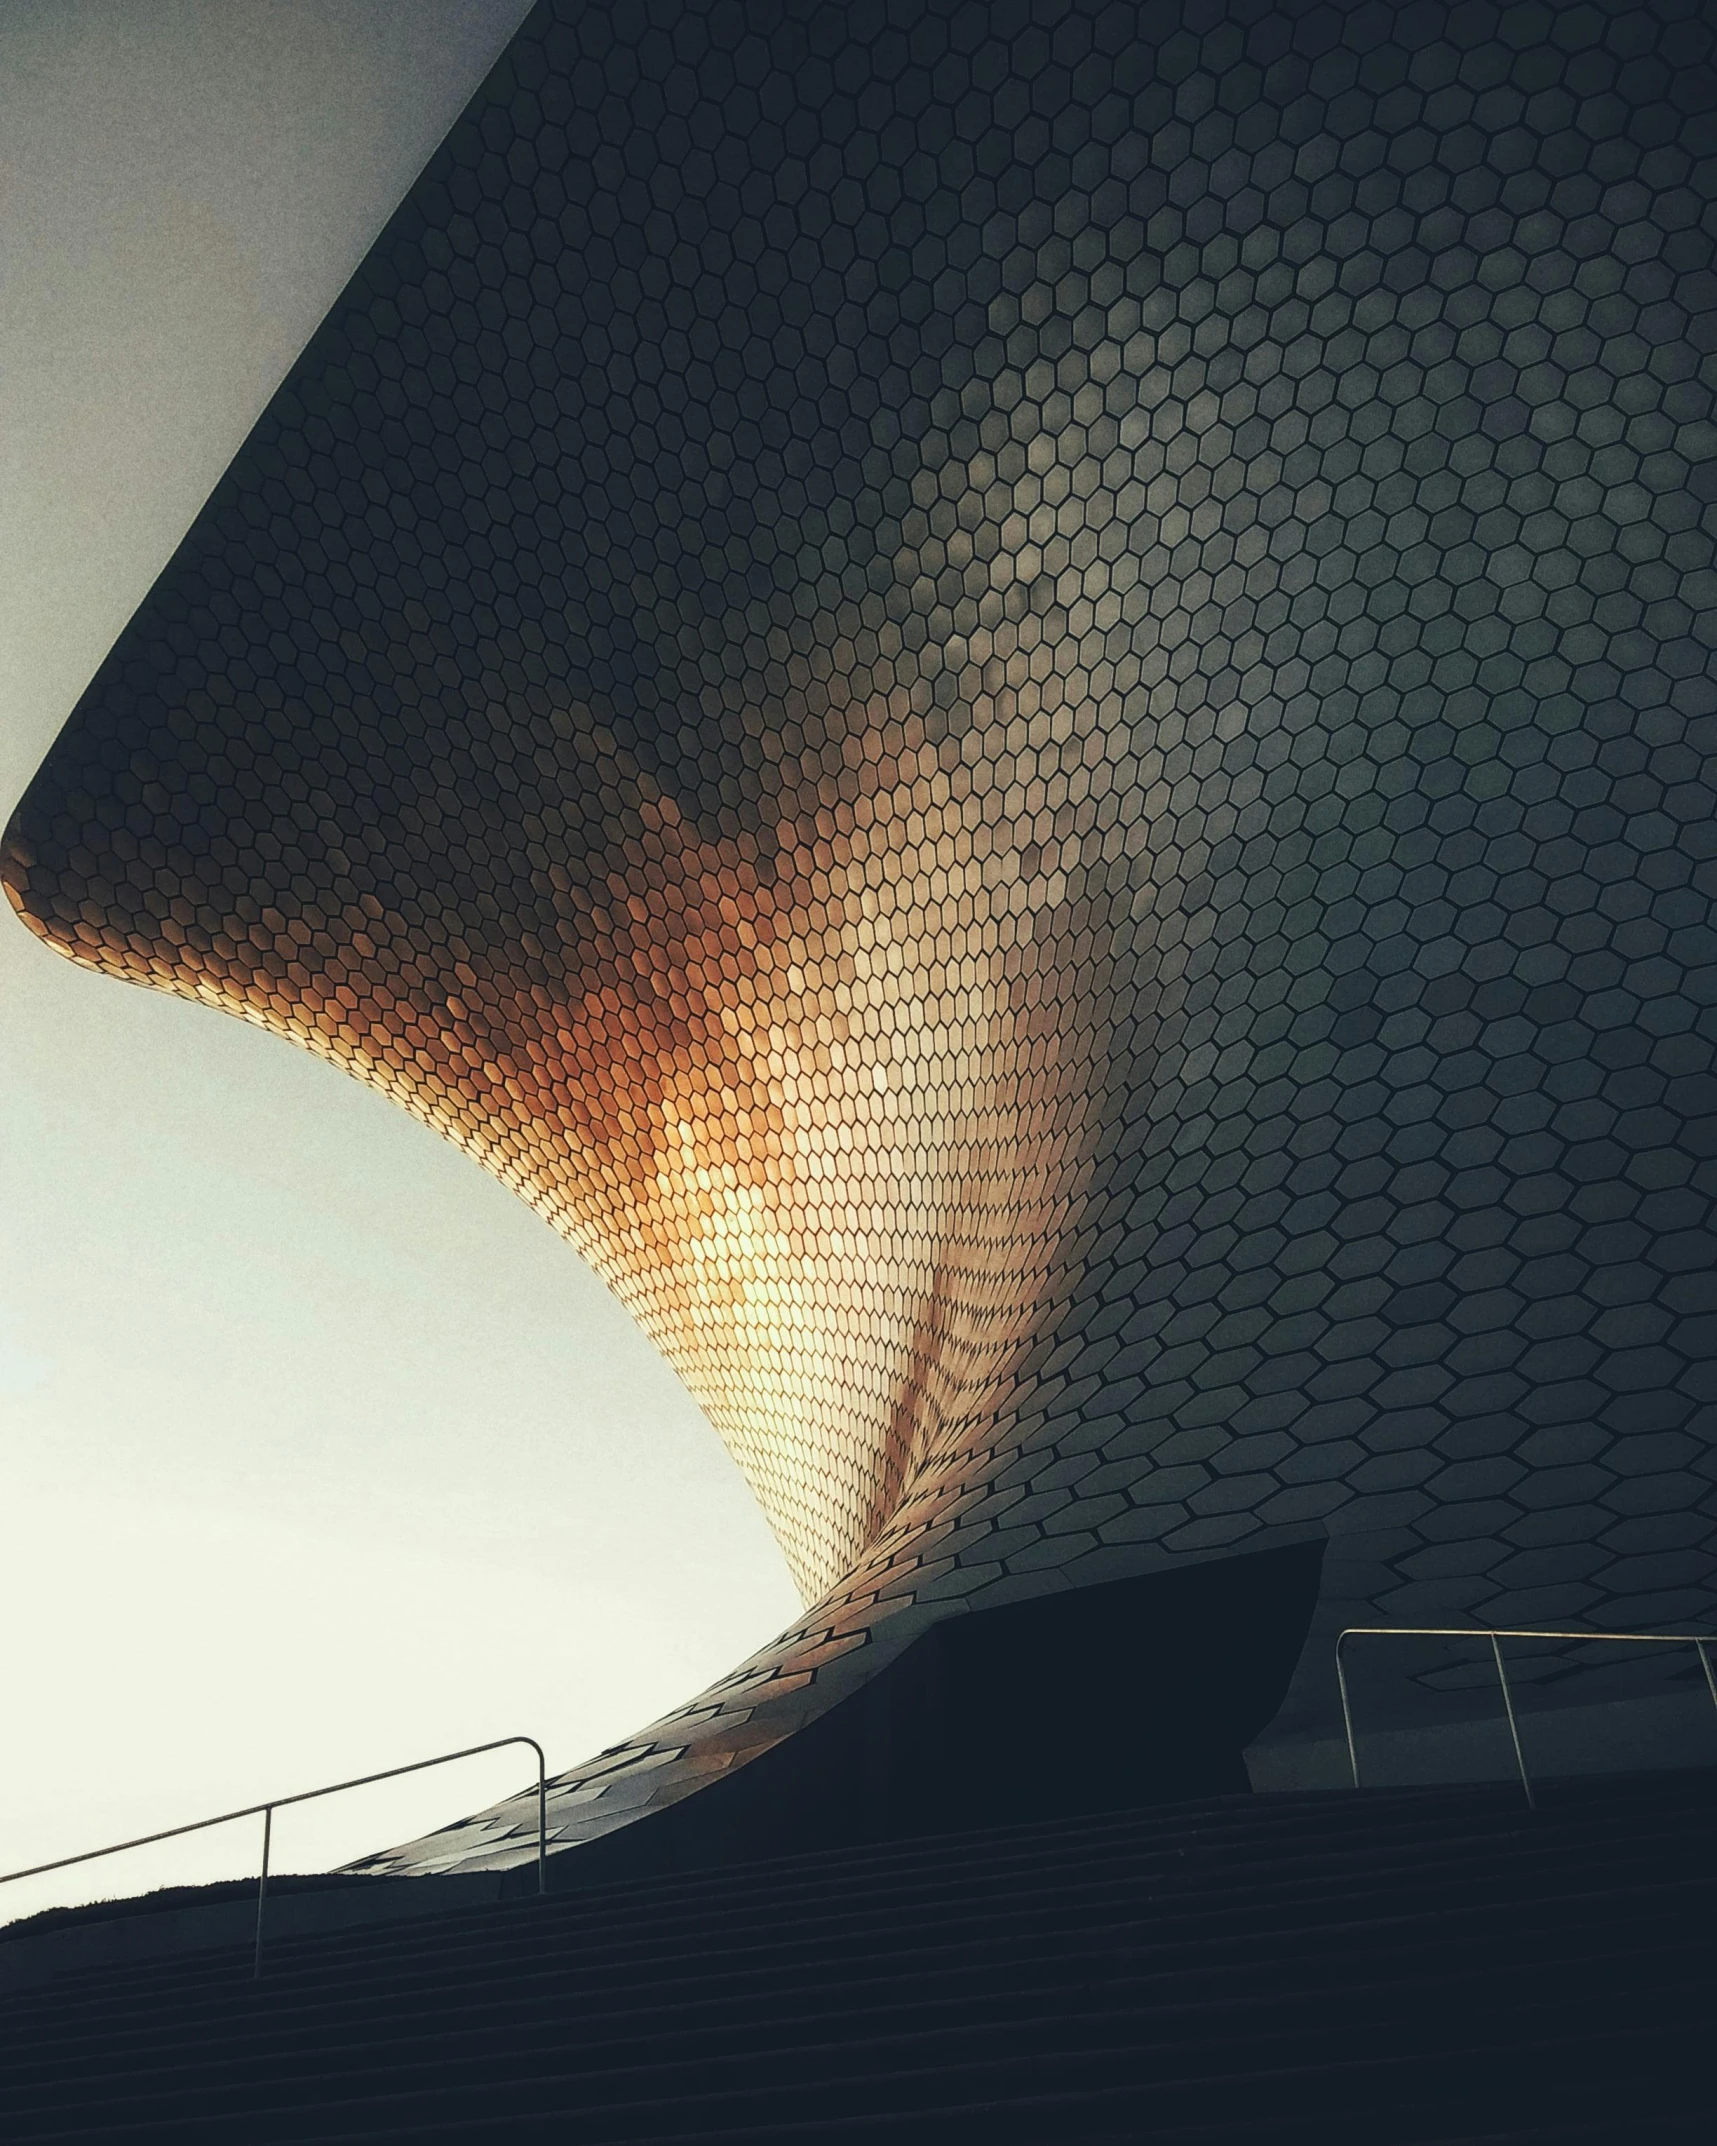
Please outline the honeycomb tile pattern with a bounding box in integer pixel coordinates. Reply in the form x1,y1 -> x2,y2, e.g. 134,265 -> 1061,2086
5,0 -> 1716,1871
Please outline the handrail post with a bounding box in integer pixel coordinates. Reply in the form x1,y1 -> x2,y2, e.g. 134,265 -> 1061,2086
1697,1640 -> 1717,1724
535,1744 -> 548,1898
253,1805 -> 273,1980
1490,1634 -> 1534,1811
1336,1633 -> 1362,1789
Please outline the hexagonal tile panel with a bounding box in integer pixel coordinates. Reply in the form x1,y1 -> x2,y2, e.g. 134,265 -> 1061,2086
5,0 -> 1714,1871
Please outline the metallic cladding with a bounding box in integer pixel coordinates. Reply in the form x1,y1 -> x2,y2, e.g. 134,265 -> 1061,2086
5,0 -> 1716,1870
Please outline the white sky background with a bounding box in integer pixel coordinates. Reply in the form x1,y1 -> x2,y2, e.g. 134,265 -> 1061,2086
0,1 -> 799,1924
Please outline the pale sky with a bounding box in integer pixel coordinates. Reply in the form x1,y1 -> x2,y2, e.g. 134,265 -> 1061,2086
0,0 -> 798,1923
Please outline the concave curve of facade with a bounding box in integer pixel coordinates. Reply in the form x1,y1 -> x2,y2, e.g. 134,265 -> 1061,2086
6,0 -> 1717,1875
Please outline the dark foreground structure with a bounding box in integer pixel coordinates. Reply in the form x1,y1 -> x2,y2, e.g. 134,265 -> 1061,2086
0,1777 -> 1711,2140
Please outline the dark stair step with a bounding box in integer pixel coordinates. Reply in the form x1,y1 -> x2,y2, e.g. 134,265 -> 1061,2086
20,1785 -> 1708,2000
14,1853 -> 1708,2076
16,1773 -> 1704,2009
8,1867 -> 1707,2097
4,1934 -> 1699,2133
41,2020 -> 1699,2146
2,1775 -> 1705,2144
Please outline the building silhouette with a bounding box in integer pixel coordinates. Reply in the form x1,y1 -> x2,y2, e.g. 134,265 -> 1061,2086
6,0 -> 1714,1875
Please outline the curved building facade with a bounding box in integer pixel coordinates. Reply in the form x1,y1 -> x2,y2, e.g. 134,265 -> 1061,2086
6,0 -> 1716,1873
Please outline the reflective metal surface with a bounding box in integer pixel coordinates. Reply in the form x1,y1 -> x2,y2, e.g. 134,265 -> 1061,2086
6,1 -> 1715,1872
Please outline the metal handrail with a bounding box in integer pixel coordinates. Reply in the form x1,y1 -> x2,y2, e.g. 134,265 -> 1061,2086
1336,1627 -> 1717,1810
0,1735 -> 548,1977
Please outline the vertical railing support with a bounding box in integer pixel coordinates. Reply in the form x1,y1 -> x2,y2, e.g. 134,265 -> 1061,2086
1336,1633 -> 1362,1789
535,1751 -> 548,1898
1489,1634 -> 1533,1810
253,1805 -> 273,1979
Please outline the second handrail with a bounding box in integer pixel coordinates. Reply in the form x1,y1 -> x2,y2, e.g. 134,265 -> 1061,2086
1335,1627 -> 1717,1809
0,1734 -> 549,1976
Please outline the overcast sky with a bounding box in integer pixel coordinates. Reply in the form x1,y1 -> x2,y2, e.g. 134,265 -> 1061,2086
0,0 -> 798,1923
